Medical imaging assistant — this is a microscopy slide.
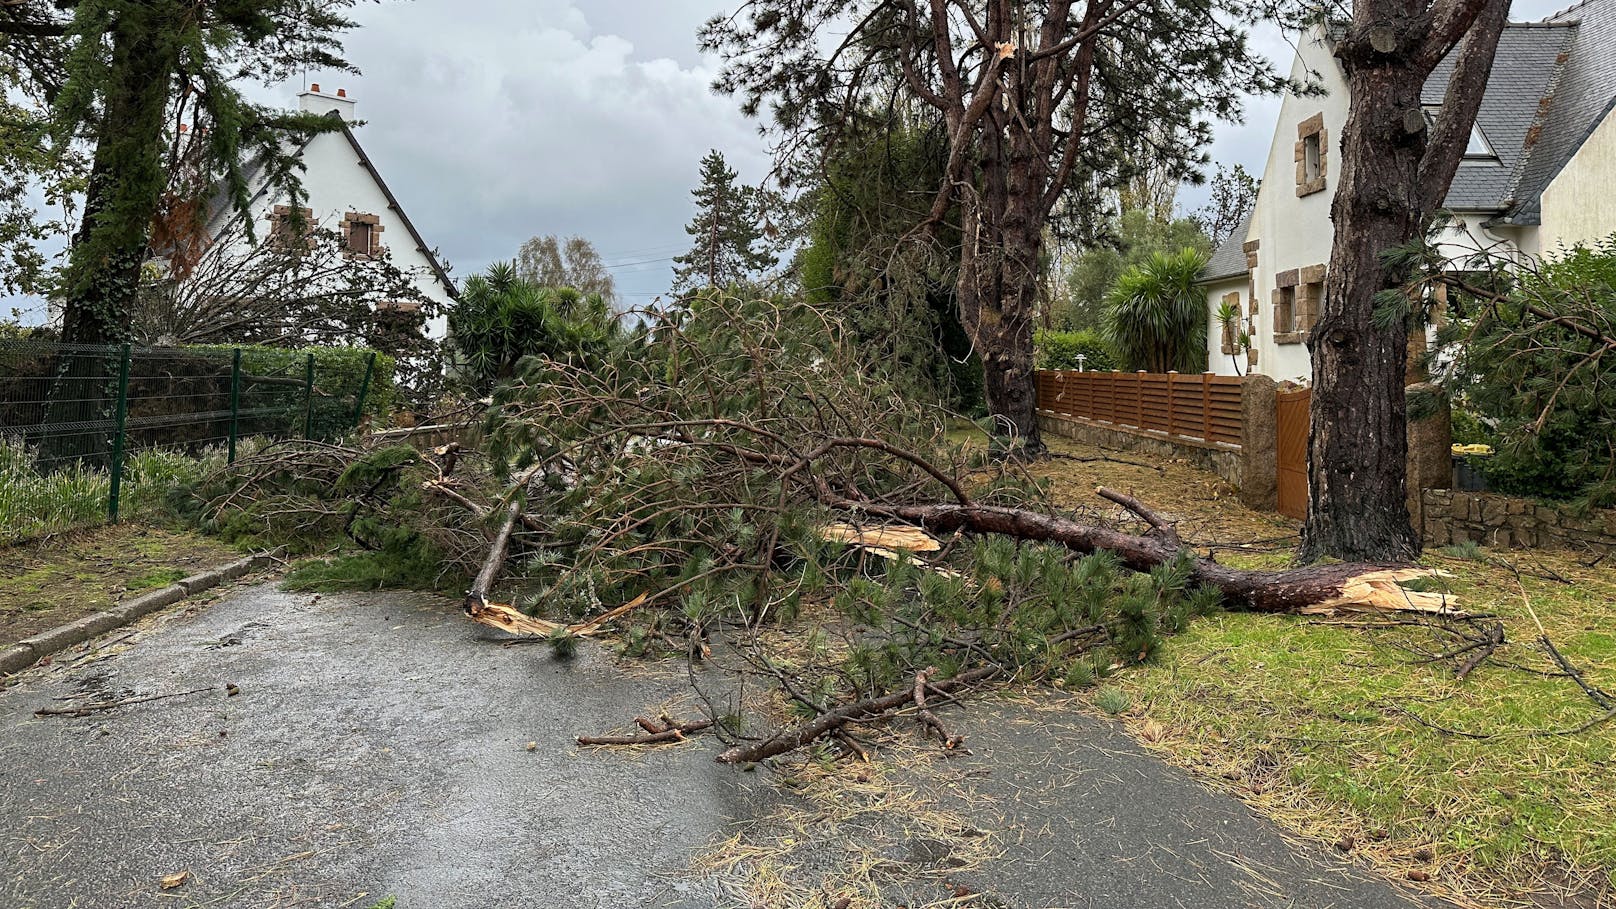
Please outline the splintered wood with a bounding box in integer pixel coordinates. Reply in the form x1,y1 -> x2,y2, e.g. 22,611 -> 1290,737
821,522 -> 943,559
1299,568 -> 1461,616
464,592 -> 651,639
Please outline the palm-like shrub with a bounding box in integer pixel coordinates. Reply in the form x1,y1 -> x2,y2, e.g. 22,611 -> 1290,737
1103,248 -> 1210,374
448,263 -> 618,396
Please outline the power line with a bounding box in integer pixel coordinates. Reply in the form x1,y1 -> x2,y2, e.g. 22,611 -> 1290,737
603,255 -> 680,270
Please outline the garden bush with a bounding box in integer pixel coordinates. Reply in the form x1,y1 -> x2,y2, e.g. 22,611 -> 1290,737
1034,329 -> 1117,372
1437,235 -> 1616,507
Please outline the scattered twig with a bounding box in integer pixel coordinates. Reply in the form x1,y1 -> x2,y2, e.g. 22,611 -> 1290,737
577,717 -> 714,747
34,685 -> 219,717
914,666 -> 965,750
716,666 -> 1000,764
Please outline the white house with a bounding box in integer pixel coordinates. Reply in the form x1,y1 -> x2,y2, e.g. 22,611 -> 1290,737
198,85 -> 457,338
1201,0 -> 1616,381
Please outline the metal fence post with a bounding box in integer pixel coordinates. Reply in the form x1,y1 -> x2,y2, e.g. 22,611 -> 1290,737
107,343 -> 132,523
351,350 -> 377,430
227,348 -> 242,464
303,353 -> 315,439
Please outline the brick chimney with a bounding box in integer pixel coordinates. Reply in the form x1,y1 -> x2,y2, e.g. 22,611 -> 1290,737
297,83 -> 356,121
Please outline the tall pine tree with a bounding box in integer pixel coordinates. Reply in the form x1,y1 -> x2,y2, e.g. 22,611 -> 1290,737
671,149 -> 776,294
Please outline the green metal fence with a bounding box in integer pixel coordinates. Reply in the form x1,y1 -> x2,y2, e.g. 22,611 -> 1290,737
0,339 -> 378,539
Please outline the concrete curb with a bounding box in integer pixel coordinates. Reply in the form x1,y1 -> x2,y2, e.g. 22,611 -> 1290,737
0,552 -> 277,677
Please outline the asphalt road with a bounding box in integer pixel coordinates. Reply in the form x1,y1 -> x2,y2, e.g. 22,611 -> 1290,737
0,583 -> 1448,909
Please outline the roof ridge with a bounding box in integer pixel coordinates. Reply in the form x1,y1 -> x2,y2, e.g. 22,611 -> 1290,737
1542,0 -> 1590,22
1498,24 -> 1581,211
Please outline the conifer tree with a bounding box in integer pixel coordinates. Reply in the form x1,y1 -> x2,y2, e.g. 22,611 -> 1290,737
9,0 -> 362,346
671,149 -> 777,294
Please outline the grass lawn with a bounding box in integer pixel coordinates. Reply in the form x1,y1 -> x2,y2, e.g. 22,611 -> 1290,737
0,523 -> 242,645
1012,432 -> 1615,908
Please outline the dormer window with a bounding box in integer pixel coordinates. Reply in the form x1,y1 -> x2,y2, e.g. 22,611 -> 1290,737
1424,107 -> 1497,161
1295,113 -> 1328,196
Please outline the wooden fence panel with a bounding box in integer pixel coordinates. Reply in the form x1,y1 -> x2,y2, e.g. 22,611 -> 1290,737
1035,370 -> 1243,447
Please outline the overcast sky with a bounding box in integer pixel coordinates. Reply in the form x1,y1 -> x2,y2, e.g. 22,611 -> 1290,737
9,0 -> 1572,320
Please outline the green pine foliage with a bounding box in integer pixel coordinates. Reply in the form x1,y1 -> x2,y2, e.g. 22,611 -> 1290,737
1436,235 -> 1616,507
478,290 -> 1222,709
671,149 -> 779,294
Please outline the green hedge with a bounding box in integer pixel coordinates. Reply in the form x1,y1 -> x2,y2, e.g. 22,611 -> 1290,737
196,345 -> 396,441
1034,329 -> 1118,372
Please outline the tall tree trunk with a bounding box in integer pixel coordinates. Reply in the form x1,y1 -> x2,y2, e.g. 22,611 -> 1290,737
957,198 -> 1046,455
43,4 -> 177,465
1301,64 -> 1426,562
1301,0 -> 1510,562
59,4 -> 177,346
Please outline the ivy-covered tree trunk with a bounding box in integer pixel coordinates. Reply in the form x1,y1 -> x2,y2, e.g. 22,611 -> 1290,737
43,3 -> 179,464
1301,0 -> 1509,562
59,3 -> 180,347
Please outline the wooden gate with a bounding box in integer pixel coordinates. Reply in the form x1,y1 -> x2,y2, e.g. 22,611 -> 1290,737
1276,387 -> 1310,520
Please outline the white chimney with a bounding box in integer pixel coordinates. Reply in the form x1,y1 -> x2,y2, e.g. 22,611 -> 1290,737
297,83 -> 356,121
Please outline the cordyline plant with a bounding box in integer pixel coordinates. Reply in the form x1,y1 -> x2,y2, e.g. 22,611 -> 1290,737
432,291 -> 1450,762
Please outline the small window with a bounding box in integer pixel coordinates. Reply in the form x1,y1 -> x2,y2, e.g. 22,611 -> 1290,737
1274,286 -> 1296,335
1424,107 -> 1497,160
268,206 -> 313,252
347,220 -> 374,256
1303,134 -> 1322,183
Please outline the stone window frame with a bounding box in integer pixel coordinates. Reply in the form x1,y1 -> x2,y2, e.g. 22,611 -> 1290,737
341,211 -> 386,260
268,205 -> 315,252
1295,112 -> 1328,197
1273,264 -> 1326,344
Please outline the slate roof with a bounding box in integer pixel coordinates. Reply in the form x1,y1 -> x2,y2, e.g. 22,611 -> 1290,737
1500,0 -> 1616,224
1202,212 -> 1253,282
1428,22 -> 1577,211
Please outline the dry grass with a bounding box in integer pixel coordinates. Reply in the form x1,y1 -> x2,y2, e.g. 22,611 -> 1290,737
1016,431 -> 1615,908
690,740 -> 1004,909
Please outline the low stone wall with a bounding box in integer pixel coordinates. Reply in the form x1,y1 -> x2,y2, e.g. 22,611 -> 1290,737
1422,488 -> 1616,556
1038,412 -> 1243,489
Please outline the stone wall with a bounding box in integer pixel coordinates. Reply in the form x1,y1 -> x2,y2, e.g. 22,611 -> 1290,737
1038,413 -> 1244,489
1422,488 -> 1616,557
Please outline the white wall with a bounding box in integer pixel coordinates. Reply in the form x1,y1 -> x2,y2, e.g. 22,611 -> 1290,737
272,129 -> 454,338
1239,28 -> 1348,385
1203,276 -> 1249,377
1221,30 -> 1541,384
1540,108 -> 1616,254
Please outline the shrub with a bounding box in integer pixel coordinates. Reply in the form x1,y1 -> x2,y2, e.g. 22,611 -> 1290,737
1438,235 -> 1616,506
191,344 -> 396,440
1034,329 -> 1117,372
1103,248 -> 1210,374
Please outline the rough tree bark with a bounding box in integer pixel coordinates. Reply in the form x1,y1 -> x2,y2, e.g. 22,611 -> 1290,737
852,498 -> 1455,615
1303,0 -> 1510,562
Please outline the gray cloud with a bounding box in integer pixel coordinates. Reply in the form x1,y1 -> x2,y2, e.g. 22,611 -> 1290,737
273,0 -> 771,305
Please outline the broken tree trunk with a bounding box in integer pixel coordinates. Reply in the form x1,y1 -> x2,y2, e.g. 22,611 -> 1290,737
461,465 -> 547,614
840,490 -> 1457,616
